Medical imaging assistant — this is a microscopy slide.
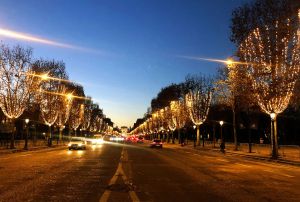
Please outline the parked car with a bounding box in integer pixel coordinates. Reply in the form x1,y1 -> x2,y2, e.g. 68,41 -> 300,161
150,139 -> 163,148
68,141 -> 87,150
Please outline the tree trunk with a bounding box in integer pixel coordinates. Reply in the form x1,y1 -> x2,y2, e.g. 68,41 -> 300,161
10,120 -> 16,149
48,125 -> 52,147
202,131 -> 205,147
233,108 -> 238,151
213,124 -> 216,148
59,128 -> 63,142
248,127 -> 252,153
196,125 -> 200,146
271,118 -> 279,159
178,129 -> 181,144
10,130 -> 15,149
24,127 -> 28,150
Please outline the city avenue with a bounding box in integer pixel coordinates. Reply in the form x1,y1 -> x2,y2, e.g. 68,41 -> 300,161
0,142 -> 299,202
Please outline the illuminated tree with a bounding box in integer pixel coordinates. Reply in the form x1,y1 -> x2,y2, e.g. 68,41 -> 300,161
0,45 -> 37,149
68,83 -> 85,136
33,60 -> 68,146
39,82 -> 62,146
56,87 -> 73,142
69,102 -> 84,136
215,62 -> 255,150
239,15 -> 300,158
165,106 -> 176,143
170,99 -> 187,144
185,75 -> 213,147
81,97 -> 93,133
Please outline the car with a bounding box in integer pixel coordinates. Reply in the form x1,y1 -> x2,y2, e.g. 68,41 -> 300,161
68,141 -> 86,150
150,139 -> 163,148
137,137 -> 144,143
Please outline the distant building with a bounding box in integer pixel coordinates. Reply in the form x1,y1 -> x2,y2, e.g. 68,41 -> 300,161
121,126 -> 128,136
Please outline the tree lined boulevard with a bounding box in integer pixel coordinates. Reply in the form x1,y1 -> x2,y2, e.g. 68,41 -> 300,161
0,0 -> 300,201
0,142 -> 300,202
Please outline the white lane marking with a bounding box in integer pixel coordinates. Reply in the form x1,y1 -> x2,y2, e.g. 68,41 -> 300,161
235,163 -> 252,168
263,169 -> 295,178
216,158 -> 230,162
99,148 -> 140,202
19,154 -> 32,157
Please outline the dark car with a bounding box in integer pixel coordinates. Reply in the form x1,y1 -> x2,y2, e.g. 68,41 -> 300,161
137,137 -> 144,143
150,139 -> 163,148
68,141 -> 86,150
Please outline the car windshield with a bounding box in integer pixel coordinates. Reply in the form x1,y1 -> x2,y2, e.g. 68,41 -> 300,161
153,140 -> 161,143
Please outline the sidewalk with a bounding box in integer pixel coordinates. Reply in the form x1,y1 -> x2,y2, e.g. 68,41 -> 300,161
163,140 -> 300,166
0,140 -> 67,155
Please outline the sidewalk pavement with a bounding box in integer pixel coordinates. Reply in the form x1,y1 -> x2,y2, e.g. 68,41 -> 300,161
163,140 -> 300,166
0,140 -> 67,155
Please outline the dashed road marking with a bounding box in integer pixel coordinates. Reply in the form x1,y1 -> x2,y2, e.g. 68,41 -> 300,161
99,148 -> 140,202
235,163 -> 252,168
19,154 -> 32,157
216,158 -> 230,162
263,169 -> 295,178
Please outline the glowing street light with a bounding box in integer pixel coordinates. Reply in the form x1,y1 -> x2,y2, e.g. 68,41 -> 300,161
41,73 -> 49,80
219,120 -> 225,152
24,119 -> 30,150
25,118 -> 30,124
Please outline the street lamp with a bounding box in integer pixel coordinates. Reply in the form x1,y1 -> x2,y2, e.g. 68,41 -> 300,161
219,120 -> 224,139
193,125 -> 196,147
24,119 -> 29,150
219,121 -> 225,152
270,112 -> 278,158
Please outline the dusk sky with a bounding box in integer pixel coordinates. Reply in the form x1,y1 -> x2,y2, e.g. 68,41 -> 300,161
0,0 -> 247,127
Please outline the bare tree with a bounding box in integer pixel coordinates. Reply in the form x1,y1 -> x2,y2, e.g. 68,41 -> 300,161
185,75 -> 214,147
239,14 -> 300,158
56,86 -> 73,142
170,99 -> 187,144
81,97 -> 93,133
0,44 -> 37,149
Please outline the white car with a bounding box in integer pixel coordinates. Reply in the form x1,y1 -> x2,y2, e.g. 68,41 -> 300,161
68,141 -> 86,150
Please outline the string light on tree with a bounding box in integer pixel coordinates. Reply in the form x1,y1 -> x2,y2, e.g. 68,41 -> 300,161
239,16 -> 300,159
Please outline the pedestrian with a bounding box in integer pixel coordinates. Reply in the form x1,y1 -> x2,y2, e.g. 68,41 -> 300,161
220,141 -> 225,153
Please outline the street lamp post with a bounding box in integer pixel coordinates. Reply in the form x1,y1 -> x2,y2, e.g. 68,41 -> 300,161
270,113 -> 278,159
219,121 -> 225,152
48,123 -> 52,147
193,125 -> 196,147
24,119 -> 29,150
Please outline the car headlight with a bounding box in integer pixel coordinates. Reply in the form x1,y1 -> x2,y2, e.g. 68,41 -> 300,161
68,143 -> 71,146
78,143 -> 82,147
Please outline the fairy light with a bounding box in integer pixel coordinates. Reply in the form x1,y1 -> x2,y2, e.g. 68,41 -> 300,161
239,19 -> 300,117
239,15 -> 300,158
185,89 -> 212,127
170,100 -> 187,130
39,82 -> 62,127
81,100 -> 93,131
165,106 -> 176,131
0,46 -> 39,121
69,103 -> 84,133
56,87 -> 73,133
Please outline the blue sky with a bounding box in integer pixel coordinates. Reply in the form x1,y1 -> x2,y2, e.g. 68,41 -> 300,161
0,0 -> 247,127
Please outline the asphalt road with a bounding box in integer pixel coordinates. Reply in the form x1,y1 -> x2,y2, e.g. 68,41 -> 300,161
0,142 -> 300,202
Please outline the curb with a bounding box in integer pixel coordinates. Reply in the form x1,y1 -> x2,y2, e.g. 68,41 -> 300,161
0,145 -> 67,156
165,143 -> 300,166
